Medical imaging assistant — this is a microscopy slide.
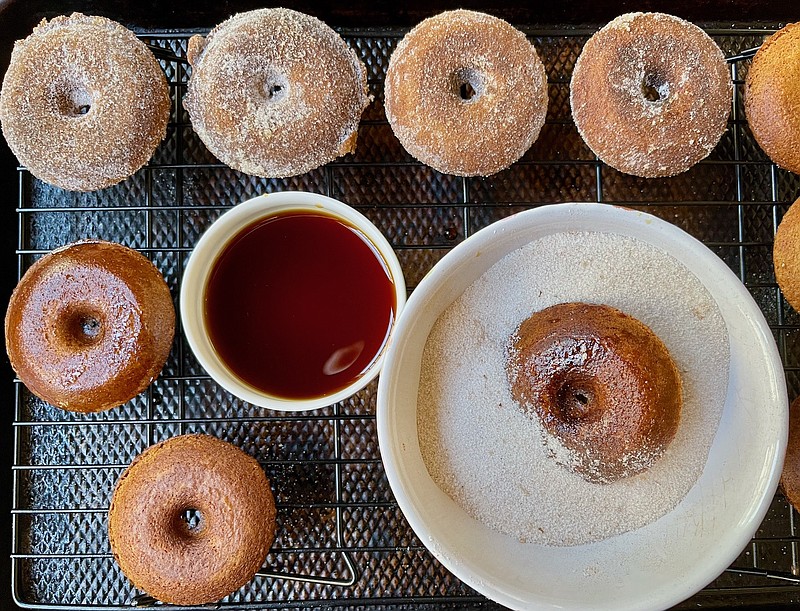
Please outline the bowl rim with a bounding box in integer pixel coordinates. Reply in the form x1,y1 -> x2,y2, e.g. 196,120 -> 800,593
180,190 -> 406,411
377,202 -> 787,611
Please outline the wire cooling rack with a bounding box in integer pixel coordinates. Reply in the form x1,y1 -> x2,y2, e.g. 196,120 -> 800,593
9,23 -> 800,609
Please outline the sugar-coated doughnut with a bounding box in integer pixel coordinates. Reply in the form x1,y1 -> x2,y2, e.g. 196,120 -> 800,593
183,8 -> 370,178
108,434 -> 277,605
384,9 -> 548,177
570,12 -> 732,178
0,13 -> 170,191
4,240 -> 175,413
745,22 -> 800,175
506,302 -> 682,484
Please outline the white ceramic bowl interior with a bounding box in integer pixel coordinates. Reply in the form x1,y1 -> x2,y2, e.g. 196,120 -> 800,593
181,191 -> 406,411
377,202 -> 787,611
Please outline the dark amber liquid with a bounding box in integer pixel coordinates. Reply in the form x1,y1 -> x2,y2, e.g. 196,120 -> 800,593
204,211 -> 397,400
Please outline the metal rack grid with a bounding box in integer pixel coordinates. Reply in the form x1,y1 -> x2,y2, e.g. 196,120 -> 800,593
9,23 -> 800,609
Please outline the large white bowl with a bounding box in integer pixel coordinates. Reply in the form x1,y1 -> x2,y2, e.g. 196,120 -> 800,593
182,191 -> 406,411
377,202 -> 787,611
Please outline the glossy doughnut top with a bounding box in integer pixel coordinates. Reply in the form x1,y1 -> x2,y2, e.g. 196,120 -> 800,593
506,302 -> 683,484
4,240 -> 175,413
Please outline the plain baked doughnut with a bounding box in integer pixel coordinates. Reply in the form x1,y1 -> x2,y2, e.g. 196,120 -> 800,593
506,302 -> 683,484
108,434 -> 277,605
744,22 -> 800,175
0,13 -> 170,191
4,240 -> 175,413
384,9 -> 548,177
773,196 -> 800,312
183,8 -> 370,178
781,396 -> 800,512
570,12 -> 732,178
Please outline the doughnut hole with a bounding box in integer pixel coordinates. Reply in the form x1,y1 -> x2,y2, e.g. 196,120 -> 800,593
56,304 -> 105,348
451,67 -> 486,103
640,70 -> 670,103
552,372 -> 603,425
168,503 -> 208,542
258,69 -> 289,104
53,79 -> 94,117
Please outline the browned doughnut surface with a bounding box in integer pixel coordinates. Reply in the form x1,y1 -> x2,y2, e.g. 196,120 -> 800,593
506,302 -> 683,484
4,241 -> 175,413
183,8 -> 370,178
384,9 -> 548,177
773,197 -> 800,311
108,434 -> 277,605
745,22 -> 800,175
0,13 -> 170,191
781,396 -> 800,512
570,12 -> 732,178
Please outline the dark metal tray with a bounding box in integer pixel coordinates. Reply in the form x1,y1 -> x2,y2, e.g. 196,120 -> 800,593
4,9 -> 800,610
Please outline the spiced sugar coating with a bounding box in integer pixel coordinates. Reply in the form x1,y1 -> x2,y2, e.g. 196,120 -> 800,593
384,9 -> 548,177
506,302 -> 683,484
4,241 -> 175,413
183,8 -> 370,178
108,434 -> 277,605
0,13 -> 170,191
570,12 -> 732,178
773,197 -> 800,312
744,22 -> 800,175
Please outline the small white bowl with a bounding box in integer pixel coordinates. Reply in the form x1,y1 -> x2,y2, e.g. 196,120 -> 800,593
181,191 -> 406,411
377,203 -> 787,611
